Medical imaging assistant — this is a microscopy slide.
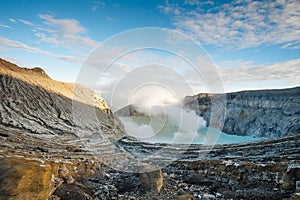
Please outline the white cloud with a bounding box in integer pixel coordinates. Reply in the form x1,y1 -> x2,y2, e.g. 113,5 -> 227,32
18,19 -> 34,26
106,16 -> 114,21
219,58 -> 300,88
281,41 -> 300,49
159,0 -> 300,49
0,22 -> 11,29
0,37 -> 44,53
1,16 -> 90,62
10,15 -> 97,54
55,55 -> 83,63
90,0 -> 106,11
37,14 -> 98,52
39,14 -> 85,34
9,18 -> 16,23
35,33 -> 60,46
0,37 -> 82,63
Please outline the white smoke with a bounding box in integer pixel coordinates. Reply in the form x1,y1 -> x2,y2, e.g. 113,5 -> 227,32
121,105 -> 206,143
119,85 -> 206,142
96,63 -> 208,143
122,121 -> 156,139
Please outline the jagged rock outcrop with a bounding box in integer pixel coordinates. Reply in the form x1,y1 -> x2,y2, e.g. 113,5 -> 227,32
184,87 -> 300,138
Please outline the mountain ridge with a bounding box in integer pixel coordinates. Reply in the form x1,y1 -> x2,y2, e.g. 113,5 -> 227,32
0,58 -> 110,112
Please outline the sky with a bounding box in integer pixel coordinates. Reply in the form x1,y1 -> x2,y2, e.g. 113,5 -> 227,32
0,0 -> 299,94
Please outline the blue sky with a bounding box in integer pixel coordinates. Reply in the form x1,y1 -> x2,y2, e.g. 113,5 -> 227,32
0,0 -> 299,93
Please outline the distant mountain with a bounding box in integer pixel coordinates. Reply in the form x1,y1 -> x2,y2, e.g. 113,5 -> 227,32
116,104 -> 146,117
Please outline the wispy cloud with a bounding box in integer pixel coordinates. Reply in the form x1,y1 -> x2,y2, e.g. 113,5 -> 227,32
90,0 -> 107,11
14,15 -> 98,54
0,37 -> 82,63
1,14 -> 98,65
219,58 -> 300,87
18,19 -> 34,26
9,18 -> 16,23
37,14 -> 98,52
280,41 -> 300,49
35,33 -> 60,46
158,0 -> 300,49
0,37 -> 44,53
0,22 -> 11,29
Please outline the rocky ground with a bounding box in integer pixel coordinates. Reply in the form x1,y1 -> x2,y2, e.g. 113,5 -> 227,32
114,134 -> 300,199
1,126 -> 299,199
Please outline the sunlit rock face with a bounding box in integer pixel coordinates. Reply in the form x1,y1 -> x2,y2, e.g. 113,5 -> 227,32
184,87 -> 300,138
0,158 -> 53,200
0,58 -> 124,138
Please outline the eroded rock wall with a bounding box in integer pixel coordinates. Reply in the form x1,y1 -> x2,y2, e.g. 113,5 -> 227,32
184,87 -> 300,138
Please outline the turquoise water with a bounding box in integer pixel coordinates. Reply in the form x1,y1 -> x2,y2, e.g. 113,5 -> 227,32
120,116 -> 262,144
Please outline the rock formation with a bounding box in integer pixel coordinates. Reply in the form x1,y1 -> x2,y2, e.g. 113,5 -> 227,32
0,58 -> 123,138
135,165 -> 163,193
184,87 -> 300,138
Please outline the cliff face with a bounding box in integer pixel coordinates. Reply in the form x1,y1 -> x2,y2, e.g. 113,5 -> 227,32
184,87 -> 300,138
0,58 -> 123,138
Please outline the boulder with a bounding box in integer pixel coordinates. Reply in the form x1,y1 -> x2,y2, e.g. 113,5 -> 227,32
0,157 -> 54,200
177,190 -> 195,200
136,165 -> 163,193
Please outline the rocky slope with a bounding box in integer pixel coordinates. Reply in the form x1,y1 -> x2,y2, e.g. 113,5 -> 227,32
0,58 -> 123,138
184,87 -> 300,138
